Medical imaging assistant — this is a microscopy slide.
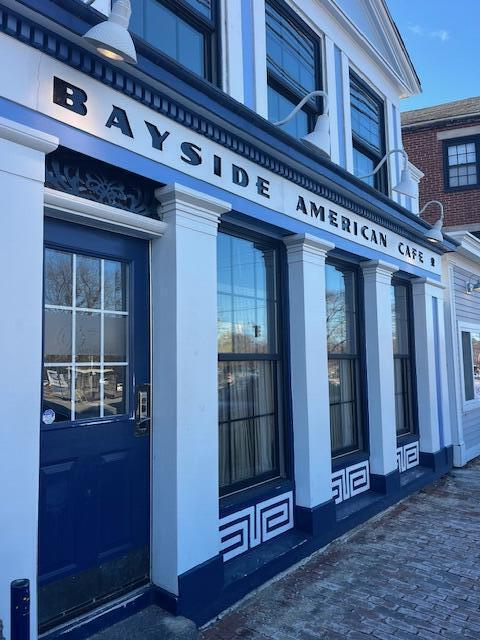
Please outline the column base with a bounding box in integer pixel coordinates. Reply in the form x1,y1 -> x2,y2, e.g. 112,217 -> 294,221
420,445 -> 453,473
295,499 -> 336,537
155,554 -> 224,621
370,469 -> 401,495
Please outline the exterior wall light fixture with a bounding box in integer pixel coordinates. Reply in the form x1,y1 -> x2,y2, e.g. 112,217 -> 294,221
83,0 -> 137,64
273,90 -> 330,157
466,280 -> 480,294
358,148 -> 418,198
419,200 -> 444,244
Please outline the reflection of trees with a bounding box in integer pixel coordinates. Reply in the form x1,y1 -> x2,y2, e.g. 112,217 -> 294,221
76,258 -> 100,308
326,290 -> 347,352
45,252 -> 72,306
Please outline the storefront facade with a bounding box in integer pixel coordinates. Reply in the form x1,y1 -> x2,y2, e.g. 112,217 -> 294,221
0,1 -> 456,638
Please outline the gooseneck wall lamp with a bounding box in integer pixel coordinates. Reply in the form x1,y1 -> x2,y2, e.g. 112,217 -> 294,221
273,90 -> 331,157
83,0 -> 137,64
358,148 -> 418,198
419,200 -> 445,244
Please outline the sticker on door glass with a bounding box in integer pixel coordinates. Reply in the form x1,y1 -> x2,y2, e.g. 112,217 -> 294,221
42,408 -> 56,425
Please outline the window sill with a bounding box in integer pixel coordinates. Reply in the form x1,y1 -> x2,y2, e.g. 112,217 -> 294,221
331,450 -> 369,472
396,433 -> 419,446
220,477 -> 293,517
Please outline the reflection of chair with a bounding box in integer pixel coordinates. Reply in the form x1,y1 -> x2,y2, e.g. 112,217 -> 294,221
46,369 -> 69,399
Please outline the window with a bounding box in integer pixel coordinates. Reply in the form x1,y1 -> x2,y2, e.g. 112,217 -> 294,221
130,0 -> 218,81
43,249 -> 128,422
461,328 -> 480,403
350,73 -> 387,194
445,139 -> 479,189
326,262 -> 363,457
217,230 -> 285,495
266,0 -> 322,138
391,281 -> 415,436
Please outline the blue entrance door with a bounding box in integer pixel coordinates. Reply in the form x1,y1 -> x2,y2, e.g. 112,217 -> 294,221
38,219 -> 150,631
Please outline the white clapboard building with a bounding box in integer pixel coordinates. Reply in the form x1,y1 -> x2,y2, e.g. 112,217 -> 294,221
0,0 -> 456,638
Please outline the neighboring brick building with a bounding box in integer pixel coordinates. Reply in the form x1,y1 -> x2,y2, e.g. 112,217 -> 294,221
403,98 -> 480,468
402,97 -> 480,229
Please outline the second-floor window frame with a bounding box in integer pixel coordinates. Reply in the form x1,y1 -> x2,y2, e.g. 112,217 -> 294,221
129,0 -> 220,85
443,136 -> 480,192
265,0 -> 324,137
350,70 -> 388,195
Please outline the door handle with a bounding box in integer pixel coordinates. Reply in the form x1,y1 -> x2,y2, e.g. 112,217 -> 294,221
135,384 -> 151,436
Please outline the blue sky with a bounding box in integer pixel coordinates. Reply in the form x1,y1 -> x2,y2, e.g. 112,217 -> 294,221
387,0 -> 480,112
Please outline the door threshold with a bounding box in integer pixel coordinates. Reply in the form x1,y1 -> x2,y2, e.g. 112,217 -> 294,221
40,585 -> 154,640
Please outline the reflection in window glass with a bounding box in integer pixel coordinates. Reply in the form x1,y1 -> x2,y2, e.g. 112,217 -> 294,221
462,330 -> 480,401
353,148 -> 375,186
44,250 -> 72,306
447,143 -> 478,187
217,232 -> 283,495
267,85 -> 309,138
43,367 -> 72,422
44,309 -> 72,363
130,0 -> 206,77
43,249 -> 129,422
326,263 -> 361,456
391,283 -> 414,436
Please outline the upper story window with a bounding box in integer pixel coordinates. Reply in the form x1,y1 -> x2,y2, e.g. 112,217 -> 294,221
445,139 -> 479,190
350,73 -> 387,194
130,0 -> 218,82
266,0 -> 322,138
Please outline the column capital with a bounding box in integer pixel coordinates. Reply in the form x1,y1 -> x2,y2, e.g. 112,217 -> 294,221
284,233 -> 335,265
155,183 -> 231,235
361,259 -> 398,282
412,277 -> 446,293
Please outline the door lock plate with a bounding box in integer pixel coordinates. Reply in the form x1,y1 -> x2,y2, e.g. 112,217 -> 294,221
135,384 -> 151,436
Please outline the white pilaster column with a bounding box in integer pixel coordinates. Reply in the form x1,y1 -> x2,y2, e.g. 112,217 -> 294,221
284,234 -> 335,533
151,184 -> 231,603
0,117 -> 58,640
412,278 -> 451,460
361,260 -> 399,485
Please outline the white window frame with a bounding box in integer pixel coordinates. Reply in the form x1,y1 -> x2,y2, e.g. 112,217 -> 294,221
458,321 -> 480,411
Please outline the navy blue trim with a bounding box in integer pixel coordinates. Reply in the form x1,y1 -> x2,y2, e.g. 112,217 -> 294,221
220,478 -> 294,518
1,2 -> 457,253
176,555 -> 224,620
295,499 -> 336,537
370,469 -> 401,495
40,587 -> 155,640
419,445 -> 453,473
331,451 -> 369,472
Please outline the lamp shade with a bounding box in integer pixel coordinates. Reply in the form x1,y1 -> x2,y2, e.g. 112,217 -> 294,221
393,165 -> 417,198
423,218 -> 443,244
83,0 -> 137,64
302,112 -> 330,157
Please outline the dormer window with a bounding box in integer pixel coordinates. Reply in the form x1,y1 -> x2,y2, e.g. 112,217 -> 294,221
350,72 -> 387,194
445,139 -> 478,190
266,0 -> 322,138
130,0 -> 218,82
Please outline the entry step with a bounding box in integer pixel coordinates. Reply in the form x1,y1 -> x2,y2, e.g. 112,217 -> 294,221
86,605 -> 198,640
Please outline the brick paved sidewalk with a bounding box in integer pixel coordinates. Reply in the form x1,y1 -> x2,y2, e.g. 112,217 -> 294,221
202,461 -> 480,640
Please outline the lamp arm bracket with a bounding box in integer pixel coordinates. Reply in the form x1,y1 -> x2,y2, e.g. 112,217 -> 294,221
419,199 -> 444,222
357,148 -> 408,179
273,90 -> 329,126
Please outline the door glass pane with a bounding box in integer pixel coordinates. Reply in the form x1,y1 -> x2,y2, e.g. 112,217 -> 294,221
44,309 -> 72,362
472,332 -> 480,400
104,260 -> 127,311
75,367 -> 101,419
76,312 -> 101,363
104,315 -> 127,362
76,255 -> 101,309
103,366 -> 127,416
44,249 -> 73,306
43,367 -> 72,422
462,331 -> 474,401
43,251 -> 129,424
